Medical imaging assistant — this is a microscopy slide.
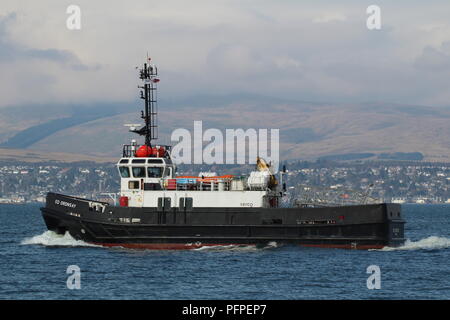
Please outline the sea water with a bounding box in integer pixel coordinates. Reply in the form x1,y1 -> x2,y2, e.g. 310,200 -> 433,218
0,204 -> 448,299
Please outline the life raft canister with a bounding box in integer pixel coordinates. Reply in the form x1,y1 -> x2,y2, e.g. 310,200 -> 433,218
135,145 -> 153,157
152,146 -> 165,157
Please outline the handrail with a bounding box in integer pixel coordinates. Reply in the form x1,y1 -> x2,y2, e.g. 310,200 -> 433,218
122,144 -> 172,158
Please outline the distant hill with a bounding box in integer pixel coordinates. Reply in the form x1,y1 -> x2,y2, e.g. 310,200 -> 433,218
0,101 -> 137,148
0,147 -> 114,163
1,95 -> 450,162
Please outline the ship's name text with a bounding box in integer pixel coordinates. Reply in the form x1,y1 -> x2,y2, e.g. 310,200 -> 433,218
55,199 -> 77,208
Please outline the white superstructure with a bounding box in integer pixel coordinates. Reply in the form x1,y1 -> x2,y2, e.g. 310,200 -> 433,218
115,57 -> 282,209
116,153 -> 280,208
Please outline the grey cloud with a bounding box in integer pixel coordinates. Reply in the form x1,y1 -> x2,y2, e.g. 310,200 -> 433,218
0,12 -> 16,36
414,44 -> 450,72
2,1 -> 450,108
0,13 -> 98,71
25,48 -> 77,63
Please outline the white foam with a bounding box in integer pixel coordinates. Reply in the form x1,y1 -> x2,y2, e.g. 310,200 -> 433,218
377,236 -> 450,251
193,244 -> 247,251
21,231 -> 99,248
193,241 -> 279,252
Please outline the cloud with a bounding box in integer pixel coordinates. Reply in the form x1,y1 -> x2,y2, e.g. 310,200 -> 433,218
0,11 -> 105,107
414,43 -> 450,72
274,56 -> 302,69
313,13 -> 347,24
0,13 -> 96,71
1,1 -> 450,108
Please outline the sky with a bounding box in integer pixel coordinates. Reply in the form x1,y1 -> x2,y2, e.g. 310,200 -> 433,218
1,0 -> 450,109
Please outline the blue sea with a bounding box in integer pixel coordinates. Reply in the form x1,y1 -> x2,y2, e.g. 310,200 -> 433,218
0,203 -> 448,300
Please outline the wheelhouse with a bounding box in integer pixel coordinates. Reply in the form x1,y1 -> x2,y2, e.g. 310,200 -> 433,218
117,157 -> 175,180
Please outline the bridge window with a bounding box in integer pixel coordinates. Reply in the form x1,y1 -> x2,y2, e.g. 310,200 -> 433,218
144,183 -> 162,190
128,181 -> 139,189
132,167 -> 146,178
119,166 -> 130,178
148,159 -> 164,164
147,167 -> 163,178
163,167 -> 172,178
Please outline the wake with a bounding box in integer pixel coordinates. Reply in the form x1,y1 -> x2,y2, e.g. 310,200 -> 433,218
21,232 -> 280,251
376,236 -> 450,251
193,241 -> 280,252
21,231 -> 99,248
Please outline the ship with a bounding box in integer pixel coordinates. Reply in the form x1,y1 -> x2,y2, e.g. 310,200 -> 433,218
40,58 -> 406,250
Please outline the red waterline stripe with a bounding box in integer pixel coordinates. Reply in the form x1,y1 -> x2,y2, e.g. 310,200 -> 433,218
93,243 -> 254,250
92,242 -> 385,250
300,244 -> 385,250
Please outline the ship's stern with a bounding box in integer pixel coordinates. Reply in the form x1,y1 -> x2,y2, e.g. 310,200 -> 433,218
384,203 -> 406,247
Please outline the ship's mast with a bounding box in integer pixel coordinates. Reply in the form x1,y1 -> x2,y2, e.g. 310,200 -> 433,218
132,58 -> 159,147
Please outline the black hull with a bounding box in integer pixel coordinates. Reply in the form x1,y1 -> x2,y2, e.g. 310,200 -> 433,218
40,192 -> 405,249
